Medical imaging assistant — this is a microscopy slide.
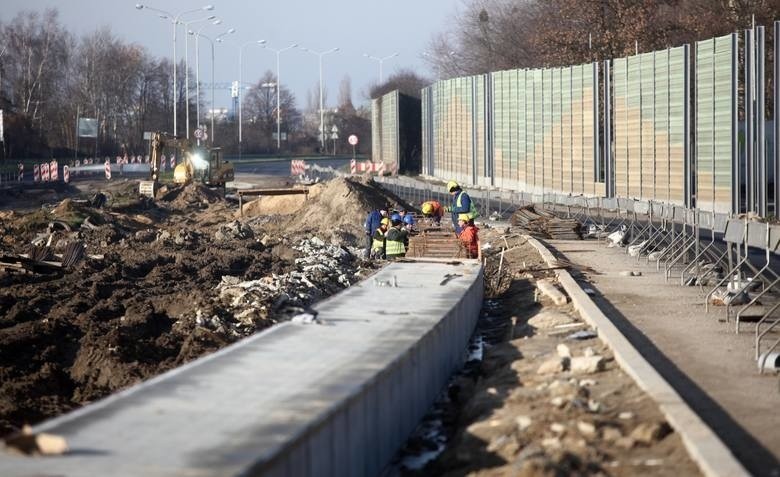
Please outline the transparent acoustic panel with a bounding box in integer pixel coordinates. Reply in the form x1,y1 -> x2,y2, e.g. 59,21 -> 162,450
561,67 -> 573,193
668,46 -> 687,205
552,68 -> 563,192
582,64 -> 596,196
571,65 -> 584,194
613,58 -> 628,197
626,55 -> 642,199
640,52 -> 655,199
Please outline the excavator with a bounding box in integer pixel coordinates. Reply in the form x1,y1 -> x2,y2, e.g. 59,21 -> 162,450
139,132 -> 234,198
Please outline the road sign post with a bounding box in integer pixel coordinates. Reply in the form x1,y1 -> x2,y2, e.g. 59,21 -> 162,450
348,134 -> 359,162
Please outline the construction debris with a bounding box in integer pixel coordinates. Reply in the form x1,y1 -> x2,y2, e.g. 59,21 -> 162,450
510,205 -> 582,240
3,426 -> 68,456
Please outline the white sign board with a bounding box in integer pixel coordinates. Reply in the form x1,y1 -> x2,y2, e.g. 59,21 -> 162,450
348,134 -> 358,146
0,110 -> 4,142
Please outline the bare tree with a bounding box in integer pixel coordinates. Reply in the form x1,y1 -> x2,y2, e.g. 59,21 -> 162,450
338,75 -> 354,111
369,69 -> 430,99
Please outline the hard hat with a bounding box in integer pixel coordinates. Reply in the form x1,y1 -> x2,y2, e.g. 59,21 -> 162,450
421,202 -> 434,215
391,213 -> 402,222
380,218 -> 390,226
458,213 -> 470,222
447,180 -> 459,192
403,214 -> 415,225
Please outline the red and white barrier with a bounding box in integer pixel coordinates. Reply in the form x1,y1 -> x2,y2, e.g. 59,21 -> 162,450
350,159 -> 356,174
63,165 -> 70,183
41,162 -> 50,182
49,160 -> 58,181
18,163 -> 23,182
105,160 -> 111,180
170,155 -> 176,170
291,159 -> 306,176
33,164 -> 40,183
356,161 -> 386,174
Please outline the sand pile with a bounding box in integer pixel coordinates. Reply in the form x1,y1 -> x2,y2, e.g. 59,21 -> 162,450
240,184 -> 325,216
283,177 -> 408,242
241,177 -> 408,243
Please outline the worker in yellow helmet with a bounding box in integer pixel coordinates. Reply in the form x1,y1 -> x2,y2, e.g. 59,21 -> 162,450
370,217 -> 390,259
444,180 -> 479,234
421,200 -> 444,225
457,213 -> 480,259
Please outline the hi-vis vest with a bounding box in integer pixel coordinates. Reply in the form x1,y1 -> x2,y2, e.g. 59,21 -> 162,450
385,236 -> 406,256
372,232 -> 385,251
456,191 -> 479,220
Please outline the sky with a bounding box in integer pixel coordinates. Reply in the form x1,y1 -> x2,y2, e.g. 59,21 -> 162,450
2,0 -> 458,112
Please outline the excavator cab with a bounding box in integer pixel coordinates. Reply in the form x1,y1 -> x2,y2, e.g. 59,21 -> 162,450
139,131 -> 234,198
173,147 -> 234,187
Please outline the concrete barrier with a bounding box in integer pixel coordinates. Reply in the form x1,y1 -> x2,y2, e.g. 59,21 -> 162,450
0,259 -> 484,477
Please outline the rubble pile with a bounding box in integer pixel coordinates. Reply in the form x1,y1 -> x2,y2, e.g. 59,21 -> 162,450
248,176 -> 411,243
215,236 -> 365,325
510,205 -> 582,240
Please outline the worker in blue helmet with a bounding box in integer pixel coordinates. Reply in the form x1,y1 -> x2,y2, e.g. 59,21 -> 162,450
403,213 -> 415,231
385,213 -> 408,259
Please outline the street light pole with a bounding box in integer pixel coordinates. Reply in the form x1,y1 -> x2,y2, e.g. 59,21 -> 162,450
363,52 -> 398,84
219,39 -> 265,159
178,15 -> 216,139
263,43 -> 297,149
208,29 -> 236,144
135,4 -> 214,137
301,47 -> 339,152
190,20 -> 222,138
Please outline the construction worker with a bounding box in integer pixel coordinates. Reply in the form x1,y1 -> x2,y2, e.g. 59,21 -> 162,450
385,213 -> 408,259
364,207 -> 388,258
457,213 -> 480,259
421,200 -> 444,225
371,218 -> 390,259
403,213 -> 416,231
445,180 -> 479,234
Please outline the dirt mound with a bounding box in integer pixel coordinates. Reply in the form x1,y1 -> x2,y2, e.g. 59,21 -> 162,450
281,177 -> 409,242
157,183 -> 223,210
240,184 -> 325,217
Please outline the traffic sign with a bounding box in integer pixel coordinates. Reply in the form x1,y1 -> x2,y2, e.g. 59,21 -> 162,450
348,134 -> 359,146
194,128 -> 204,139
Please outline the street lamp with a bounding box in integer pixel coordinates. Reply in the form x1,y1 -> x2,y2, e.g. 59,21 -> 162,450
190,20 -> 221,138
135,3 -> 214,137
263,43 -> 297,149
190,28 -> 234,145
363,52 -> 398,84
300,46 -> 339,152
217,38 -> 266,159
158,14 -> 217,139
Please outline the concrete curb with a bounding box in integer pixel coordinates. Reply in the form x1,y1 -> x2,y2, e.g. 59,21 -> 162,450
523,235 -> 749,477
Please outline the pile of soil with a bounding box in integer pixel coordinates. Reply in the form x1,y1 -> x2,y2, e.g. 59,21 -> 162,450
240,184 -> 325,217
256,177 -> 410,243
0,180 -> 373,436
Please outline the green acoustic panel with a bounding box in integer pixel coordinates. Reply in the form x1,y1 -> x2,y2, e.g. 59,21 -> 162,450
613,46 -> 688,205
696,34 -> 735,213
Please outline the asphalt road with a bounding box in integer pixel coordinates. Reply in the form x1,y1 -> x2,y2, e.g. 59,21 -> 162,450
231,157 -> 352,176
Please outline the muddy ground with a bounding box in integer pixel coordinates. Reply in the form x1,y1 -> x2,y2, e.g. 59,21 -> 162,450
396,230 -> 700,476
0,176 -> 405,436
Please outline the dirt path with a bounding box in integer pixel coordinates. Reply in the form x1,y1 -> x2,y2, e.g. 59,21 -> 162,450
397,230 -> 700,476
544,238 -> 780,475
